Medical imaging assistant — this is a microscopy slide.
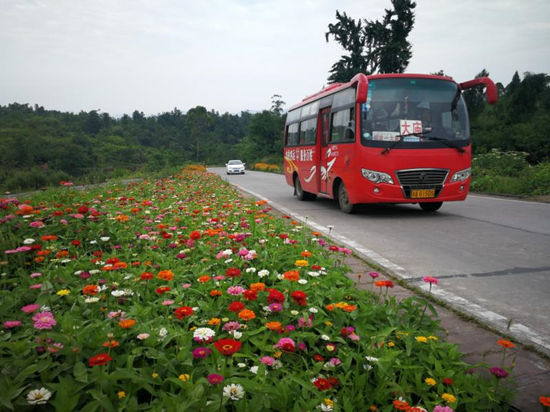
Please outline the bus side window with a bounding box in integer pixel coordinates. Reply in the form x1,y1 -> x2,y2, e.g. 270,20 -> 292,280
330,108 -> 355,143
286,123 -> 299,146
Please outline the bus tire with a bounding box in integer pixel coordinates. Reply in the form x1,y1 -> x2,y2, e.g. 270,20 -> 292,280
295,176 -> 316,201
337,181 -> 355,214
419,202 -> 443,212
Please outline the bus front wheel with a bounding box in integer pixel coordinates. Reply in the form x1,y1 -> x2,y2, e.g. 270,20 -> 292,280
419,202 -> 443,212
337,181 -> 356,214
294,176 -> 316,201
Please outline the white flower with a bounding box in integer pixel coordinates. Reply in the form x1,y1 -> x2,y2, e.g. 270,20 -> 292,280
272,360 -> 283,369
249,366 -> 259,374
137,333 -> 150,340
223,384 -> 245,401
23,238 -> 35,245
60,259 -> 71,264
365,356 -> 379,363
111,290 -> 125,297
225,259 -> 233,264
245,267 -> 256,273
309,308 -> 318,313
100,237 -> 110,242
90,240 -> 97,244
263,306 -> 271,313
321,334 -> 330,341
231,331 -> 243,339
27,388 -> 52,405
308,271 -> 320,277
364,364 -> 373,371
74,270 -> 83,275
258,269 -> 270,278
237,363 -> 247,368
277,273 -> 284,280
40,305 -> 50,312
193,327 -> 216,341
298,279 -> 308,285
320,402 -> 334,411
159,327 -> 168,338
222,249 -> 233,257
89,270 -> 100,275
85,297 -> 99,303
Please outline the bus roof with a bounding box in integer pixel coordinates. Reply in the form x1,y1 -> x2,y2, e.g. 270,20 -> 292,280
289,73 -> 457,112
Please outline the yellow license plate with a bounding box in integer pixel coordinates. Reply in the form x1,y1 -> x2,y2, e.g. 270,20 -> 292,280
411,189 -> 435,198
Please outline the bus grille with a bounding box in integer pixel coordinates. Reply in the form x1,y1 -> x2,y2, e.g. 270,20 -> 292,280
395,169 -> 449,199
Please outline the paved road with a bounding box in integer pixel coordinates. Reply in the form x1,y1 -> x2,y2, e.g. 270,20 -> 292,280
210,168 -> 550,356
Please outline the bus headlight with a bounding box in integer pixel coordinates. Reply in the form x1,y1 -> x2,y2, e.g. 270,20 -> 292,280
361,168 -> 394,184
451,168 -> 471,182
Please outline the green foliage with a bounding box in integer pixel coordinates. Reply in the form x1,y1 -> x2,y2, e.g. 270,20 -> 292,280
325,0 -> 416,83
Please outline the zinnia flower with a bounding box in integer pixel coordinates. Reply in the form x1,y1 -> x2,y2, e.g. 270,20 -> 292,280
225,268 -> 241,278
441,393 -> 456,403
32,312 -> 56,330
21,304 -> 40,314
490,367 -> 509,379
207,374 -> 224,385
223,383 -> 245,400
27,388 -> 52,405
174,306 -> 194,319
497,339 -> 515,349
3,320 -> 22,329
88,353 -> 113,366
238,309 -> 256,321
274,337 -> 296,352
422,276 -> 438,285
118,319 -> 136,329
192,347 -> 212,359
214,338 -> 242,356
290,290 -> 307,306
193,327 -> 216,342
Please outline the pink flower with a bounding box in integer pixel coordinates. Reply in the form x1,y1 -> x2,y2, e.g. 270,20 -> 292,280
207,374 -> 224,385
30,272 -> 42,278
274,338 -> 296,352
162,300 -> 174,306
29,221 -> 44,228
433,407 -> 454,412
260,356 -> 275,366
369,272 -> 379,279
3,321 -> 22,329
422,276 -> 438,285
181,283 -> 191,289
29,284 -> 43,290
21,304 -> 40,314
32,312 -> 56,330
227,286 -> 245,296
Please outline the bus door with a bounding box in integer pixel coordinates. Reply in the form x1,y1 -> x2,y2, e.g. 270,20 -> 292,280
319,107 -> 331,193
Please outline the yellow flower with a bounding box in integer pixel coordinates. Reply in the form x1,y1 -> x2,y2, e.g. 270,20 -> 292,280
428,335 -> 438,341
117,391 -> 126,399
387,341 -> 395,347
179,374 -> 191,382
442,393 -> 456,403
324,321 -> 333,327
56,289 -> 70,296
425,378 -> 436,386
273,351 -> 282,358
294,259 -> 309,267
415,336 -> 428,343
189,326 -> 197,331
323,399 -> 334,407
151,373 -> 159,379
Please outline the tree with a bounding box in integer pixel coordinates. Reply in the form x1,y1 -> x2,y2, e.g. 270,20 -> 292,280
270,95 -> 286,116
83,110 -> 101,135
185,106 -> 213,163
463,69 -> 490,121
325,0 -> 416,83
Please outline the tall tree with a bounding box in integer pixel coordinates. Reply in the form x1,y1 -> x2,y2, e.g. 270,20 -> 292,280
325,0 -> 416,83
185,106 -> 213,163
463,69 -> 490,121
270,95 -> 286,116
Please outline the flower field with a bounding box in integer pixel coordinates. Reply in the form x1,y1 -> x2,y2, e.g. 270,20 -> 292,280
0,170 -> 514,411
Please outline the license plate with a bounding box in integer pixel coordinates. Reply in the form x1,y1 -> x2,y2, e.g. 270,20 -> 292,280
411,189 -> 435,198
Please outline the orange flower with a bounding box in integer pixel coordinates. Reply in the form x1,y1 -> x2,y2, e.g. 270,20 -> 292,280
210,289 -> 222,297
34,257 -> 45,263
57,250 -> 69,258
157,270 -> 175,281
41,235 -> 58,241
238,309 -> 256,321
82,285 -> 99,296
283,271 -> 300,282
266,321 -> 283,331
115,214 -> 130,222
37,250 -> 51,256
208,318 -> 221,326
198,275 -> 210,283
392,400 -> 410,411
250,282 -> 265,292
301,251 -> 312,258
118,319 -> 136,329
497,339 -> 515,349
325,304 -> 335,311
540,397 -> 550,407
102,340 -> 120,348
294,260 -> 309,268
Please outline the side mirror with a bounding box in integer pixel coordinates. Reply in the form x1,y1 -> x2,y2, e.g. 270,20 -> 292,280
459,77 -> 498,104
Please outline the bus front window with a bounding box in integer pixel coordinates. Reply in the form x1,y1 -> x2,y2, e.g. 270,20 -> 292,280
361,78 -> 470,149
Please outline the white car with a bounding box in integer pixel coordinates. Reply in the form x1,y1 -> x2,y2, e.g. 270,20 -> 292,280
226,160 -> 246,175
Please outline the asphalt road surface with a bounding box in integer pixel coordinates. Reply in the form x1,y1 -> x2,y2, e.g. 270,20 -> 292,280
210,168 -> 550,356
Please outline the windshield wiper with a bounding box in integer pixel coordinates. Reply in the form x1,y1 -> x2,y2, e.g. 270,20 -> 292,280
380,130 -> 432,155
422,136 -> 466,153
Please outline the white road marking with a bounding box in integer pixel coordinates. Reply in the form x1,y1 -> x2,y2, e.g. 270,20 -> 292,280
228,178 -> 550,355
469,194 -> 550,205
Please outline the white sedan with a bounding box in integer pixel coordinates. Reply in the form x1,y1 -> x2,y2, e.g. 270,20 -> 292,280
226,160 -> 246,175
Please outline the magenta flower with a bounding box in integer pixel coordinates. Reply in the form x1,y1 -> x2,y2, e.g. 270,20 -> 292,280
32,312 -> 56,330
21,304 -> 40,314
268,303 -> 283,313
433,407 -> 455,412
274,338 -> 296,352
227,286 -> 245,296
29,284 -> 43,290
422,276 -> 439,285
3,321 -> 22,329
192,347 -> 212,359
490,366 -> 509,379
162,300 -> 174,306
207,374 -> 224,385
30,272 -> 42,278
222,321 -> 241,331
368,272 -> 379,279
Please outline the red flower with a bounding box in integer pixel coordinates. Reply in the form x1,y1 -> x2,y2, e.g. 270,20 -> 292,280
78,206 -> 89,214
156,286 -> 171,295
290,290 -> 307,306
327,377 -> 339,388
214,339 -> 242,356
313,354 -> 324,362
225,268 -> 241,278
71,240 -> 81,246
228,302 -> 245,313
141,272 -> 154,280
189,230 -> 201,240
89,353 -> 113,367
313,378 -> 331,391
243,290 -> 258,301
174,306 -> 194,320
540,397 -> 550,407
267,289 -> 285,304
311,265 -> 322,270
442,378 -> 454,386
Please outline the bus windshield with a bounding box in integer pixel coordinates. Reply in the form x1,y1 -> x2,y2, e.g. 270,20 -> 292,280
361,78 -> 470,148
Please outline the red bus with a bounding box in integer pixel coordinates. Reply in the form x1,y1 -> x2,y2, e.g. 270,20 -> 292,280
283,73 -> 497,213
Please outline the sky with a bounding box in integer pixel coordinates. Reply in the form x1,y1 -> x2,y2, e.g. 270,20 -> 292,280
1,0 -> 549,116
